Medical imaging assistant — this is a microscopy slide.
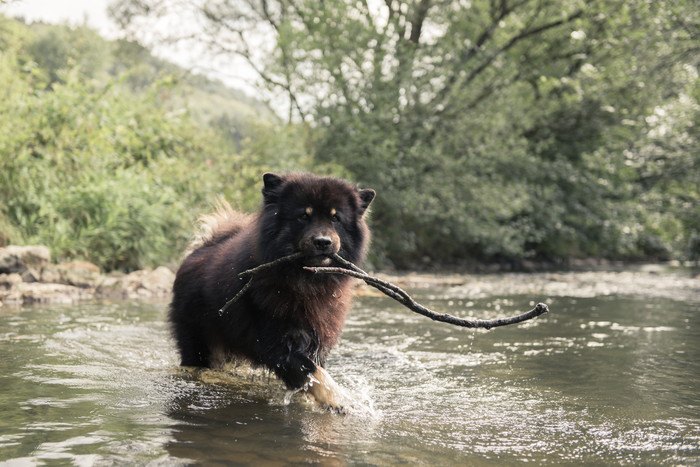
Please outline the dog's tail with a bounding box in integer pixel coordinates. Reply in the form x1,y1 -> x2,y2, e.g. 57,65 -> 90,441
185,196 -> 251,256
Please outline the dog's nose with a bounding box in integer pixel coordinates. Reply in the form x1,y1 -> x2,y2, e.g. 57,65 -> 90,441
313,236 -> 332,251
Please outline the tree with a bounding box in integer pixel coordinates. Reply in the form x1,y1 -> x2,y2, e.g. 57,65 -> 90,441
110,0 -> 699,266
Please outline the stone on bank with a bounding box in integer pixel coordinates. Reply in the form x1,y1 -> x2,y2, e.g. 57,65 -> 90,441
0,245 -> 175,306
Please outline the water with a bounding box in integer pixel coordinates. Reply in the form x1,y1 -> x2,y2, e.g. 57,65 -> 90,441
1,271 -> 698,464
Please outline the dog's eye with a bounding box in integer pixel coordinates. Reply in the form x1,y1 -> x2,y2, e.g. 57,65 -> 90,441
331,213 -> 340,223
299,207 -> 313,221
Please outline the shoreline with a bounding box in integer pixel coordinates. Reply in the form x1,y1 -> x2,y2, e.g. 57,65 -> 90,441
0,245 -> 174,307
1,245 -> 697,307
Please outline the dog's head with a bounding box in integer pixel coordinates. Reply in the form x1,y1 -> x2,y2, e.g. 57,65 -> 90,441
259,173 -> 375,266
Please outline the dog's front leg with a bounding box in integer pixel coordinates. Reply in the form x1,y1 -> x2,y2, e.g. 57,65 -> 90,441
258,331 -> 347,412
306,366 -> 346,412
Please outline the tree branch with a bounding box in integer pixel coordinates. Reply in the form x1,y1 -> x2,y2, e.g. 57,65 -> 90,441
221,252 -> 550,330
409,0 -> 432,44
306,263 -> 550,329
432,7 -> 583,122
231,30 -> 307,121
429,0 -> 531,111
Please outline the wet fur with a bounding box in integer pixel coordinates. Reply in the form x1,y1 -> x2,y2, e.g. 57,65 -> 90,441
169,173 -> 374,394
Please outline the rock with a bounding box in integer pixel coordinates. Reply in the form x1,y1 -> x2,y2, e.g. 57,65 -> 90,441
43,261 -> 103,288
95,266 -> 174,299
0,273 -> 22,289
0,249 -> 174,305
39,264 -> 61,283
0,245 -> 51,274
94,276 -> 123,299
21,268 -> 41,283
638,263 -> 667,274
144,266 -> 176,295
7,282 -> 93,305
0,288 -> 23,306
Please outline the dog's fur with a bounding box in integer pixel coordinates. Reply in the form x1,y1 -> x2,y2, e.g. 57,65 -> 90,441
169,173 -> 375,408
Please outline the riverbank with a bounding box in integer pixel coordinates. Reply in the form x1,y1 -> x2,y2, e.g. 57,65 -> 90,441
1,245 -> 697,307
0,245 -> 174,306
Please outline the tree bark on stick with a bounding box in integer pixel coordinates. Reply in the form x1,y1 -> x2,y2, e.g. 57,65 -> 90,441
220,252 -> 549,329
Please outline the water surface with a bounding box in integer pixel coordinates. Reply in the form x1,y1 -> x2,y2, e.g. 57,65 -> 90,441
1,271 -> 698,464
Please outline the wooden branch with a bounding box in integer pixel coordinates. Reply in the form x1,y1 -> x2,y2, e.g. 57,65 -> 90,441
239,252 -> 305,277
199,1 -> 308,122
306,254 -> 549,330
219,252 -> 549,330
431,3 -> 583,119
218,278 -> 252,315
287,1 -> 357,113
260,0 -> 279,31
432,0 -> 531,106
218,252 -> 304,314
232,31 -> 308,121
409,0 -> 432,44
462,9 -> 584,89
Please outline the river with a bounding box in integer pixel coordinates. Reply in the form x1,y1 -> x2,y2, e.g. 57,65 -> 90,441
1,268 -> 698,464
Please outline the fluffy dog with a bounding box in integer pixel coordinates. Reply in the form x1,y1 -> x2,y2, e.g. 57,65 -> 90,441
169,173 -> 375,409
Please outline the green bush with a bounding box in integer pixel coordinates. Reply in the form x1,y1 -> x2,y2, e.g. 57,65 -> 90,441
0,16 -> 329,270
0,18 -> 233,269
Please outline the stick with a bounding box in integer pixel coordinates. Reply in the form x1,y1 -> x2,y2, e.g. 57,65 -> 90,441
238,252 -> 305,277
219,252 -> 305,314
218,278 -> 253,315
304,254 -> 549,330
329,254 -> 405,301
221,252 -> 549,329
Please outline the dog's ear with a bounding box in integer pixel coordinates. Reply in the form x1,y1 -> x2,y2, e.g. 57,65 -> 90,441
358,188 -> 376,214
262,173 -> 284,203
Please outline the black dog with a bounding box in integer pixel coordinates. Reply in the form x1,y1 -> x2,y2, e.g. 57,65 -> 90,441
169,173 -> 375,408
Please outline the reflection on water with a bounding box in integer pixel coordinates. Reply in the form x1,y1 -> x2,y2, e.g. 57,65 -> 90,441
0,274 -> 698,464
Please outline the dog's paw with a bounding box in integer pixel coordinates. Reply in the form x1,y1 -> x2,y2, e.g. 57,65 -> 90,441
306,367 -> 348,414
321,402 -> 348,415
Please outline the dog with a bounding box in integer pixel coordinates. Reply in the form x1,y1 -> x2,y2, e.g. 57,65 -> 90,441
169,172 -> 375,410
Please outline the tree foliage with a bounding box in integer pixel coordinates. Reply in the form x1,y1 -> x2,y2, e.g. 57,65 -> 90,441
2,1 -> 697,269
111,0 -> 699,267
0,15 -> 326,269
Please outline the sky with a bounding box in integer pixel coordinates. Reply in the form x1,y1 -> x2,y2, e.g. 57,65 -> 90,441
3,0 -> 120,38
2,0 -> 262,98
